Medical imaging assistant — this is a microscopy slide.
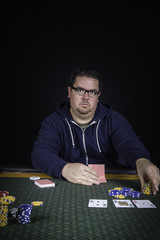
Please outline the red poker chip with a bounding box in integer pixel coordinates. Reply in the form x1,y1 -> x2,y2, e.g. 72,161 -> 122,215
0,191 -> 9,198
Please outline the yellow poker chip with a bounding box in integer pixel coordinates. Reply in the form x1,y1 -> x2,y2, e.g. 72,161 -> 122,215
31,201 -> 43,206
116,195 -> 125,199
114,195 -> 125,199
142,190 -> 152,195
143,182 -> 152,194
0,196 -> 15,205
113,187 -> 122,190
114,195 -> 119,198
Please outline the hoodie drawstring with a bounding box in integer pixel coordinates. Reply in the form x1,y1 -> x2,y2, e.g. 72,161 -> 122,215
96,119 -> 102,153
65,118 -> 75,148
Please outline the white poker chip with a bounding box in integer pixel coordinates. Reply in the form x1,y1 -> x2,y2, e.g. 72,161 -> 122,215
29,176 -> 40,180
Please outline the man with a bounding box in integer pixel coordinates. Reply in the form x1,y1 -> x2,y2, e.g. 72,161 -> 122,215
31,67 -> 160,194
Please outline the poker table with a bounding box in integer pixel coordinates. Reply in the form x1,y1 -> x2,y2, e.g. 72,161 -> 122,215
0,171 -> 160,240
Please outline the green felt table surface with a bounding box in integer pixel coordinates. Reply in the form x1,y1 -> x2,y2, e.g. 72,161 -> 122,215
0,177 -> 160,240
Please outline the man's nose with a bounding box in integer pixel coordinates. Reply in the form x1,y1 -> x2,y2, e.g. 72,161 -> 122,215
82,91 -> 89,99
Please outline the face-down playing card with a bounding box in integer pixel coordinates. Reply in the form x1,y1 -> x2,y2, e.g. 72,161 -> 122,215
88,164 -> 107,183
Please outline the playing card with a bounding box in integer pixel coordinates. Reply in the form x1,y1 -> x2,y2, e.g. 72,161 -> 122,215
88,164 -> 107,183
132,200 -> 156,208
88,199 -> 108,208
113,199 -> 135,208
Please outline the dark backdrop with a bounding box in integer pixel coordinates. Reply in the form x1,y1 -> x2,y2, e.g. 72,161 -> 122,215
1,7 -> 159,169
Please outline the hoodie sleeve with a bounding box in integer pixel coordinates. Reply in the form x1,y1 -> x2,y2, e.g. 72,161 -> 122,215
31,115 -> 67,178
109,111 -> 151,169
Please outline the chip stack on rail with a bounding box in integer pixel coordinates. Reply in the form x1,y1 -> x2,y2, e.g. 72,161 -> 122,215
17,204 -> 33,224
108,187 -> 141,199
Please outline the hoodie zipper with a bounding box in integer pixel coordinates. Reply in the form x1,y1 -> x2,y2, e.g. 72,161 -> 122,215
71,120 -> 96,166
82,128 -> 88,165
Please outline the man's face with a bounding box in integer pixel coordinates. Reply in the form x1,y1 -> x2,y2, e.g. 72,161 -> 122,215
68,76 -> 100,121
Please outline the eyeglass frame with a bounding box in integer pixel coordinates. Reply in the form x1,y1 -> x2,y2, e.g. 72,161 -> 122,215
71,86 -> 100,98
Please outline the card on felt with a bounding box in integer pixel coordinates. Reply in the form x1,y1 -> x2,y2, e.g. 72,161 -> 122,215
34,179 -> 55,188
88,199 -> 108,208
113,199 -> 135,208
132,200 -> 156,208
88,164 -> 107,183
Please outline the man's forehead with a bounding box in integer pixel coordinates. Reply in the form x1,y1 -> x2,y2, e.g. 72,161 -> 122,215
74,76 -> 99,87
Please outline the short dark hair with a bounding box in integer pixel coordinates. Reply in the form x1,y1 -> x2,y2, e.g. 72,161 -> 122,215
69,67 -> 102,92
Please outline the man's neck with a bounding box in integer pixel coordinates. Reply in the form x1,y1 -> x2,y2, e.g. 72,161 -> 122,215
70,108 -> 93,124
76,121 -> 91,129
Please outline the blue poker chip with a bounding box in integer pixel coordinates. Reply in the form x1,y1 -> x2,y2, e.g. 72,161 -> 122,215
129,191 -> 141,197
17,214 -> 31,224
121,188 -> 133,195
18,204 -> 32,209
17,204 -> 33,224
121,187 -> 132,191
17,219 -> 31,224
108,190 -> 116,196
121,191 -> 130,196
108,190 -> 121,196
108,187 -> 141,199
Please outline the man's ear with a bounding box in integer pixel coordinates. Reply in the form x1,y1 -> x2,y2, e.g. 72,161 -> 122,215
97,91 -> 101,101
68,86 -> 71,98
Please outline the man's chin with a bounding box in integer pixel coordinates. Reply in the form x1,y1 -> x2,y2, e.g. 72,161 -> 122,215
78,108 -> 90,115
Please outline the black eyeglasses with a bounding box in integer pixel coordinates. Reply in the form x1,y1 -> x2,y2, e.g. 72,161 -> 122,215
71,86 -> 100,98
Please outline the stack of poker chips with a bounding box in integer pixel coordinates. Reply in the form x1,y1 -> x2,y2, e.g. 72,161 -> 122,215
0,191 -> 15,227
17,204 -> 33,224
108,187 -> 141,199
142,179 -> 152,195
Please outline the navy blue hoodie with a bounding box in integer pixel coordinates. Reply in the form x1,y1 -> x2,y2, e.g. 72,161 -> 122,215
31,100 -> 151,178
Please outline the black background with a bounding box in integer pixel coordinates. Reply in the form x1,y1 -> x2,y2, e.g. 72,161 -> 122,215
1,6 -> 159,169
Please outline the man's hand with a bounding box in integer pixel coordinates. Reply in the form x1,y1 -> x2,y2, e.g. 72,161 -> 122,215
62,163 -> 100,186
136,158 -> 160,195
